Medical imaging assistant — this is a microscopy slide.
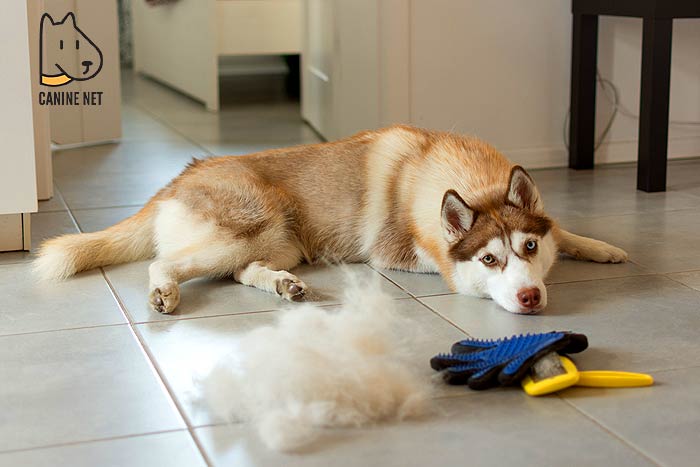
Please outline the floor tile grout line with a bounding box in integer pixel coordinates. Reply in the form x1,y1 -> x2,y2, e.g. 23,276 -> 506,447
0,322 -> 128,339
36,184 -> 70,213
664,267 -> 700,275
412,296 -> 475,338
62,191 -> 214,466
133,295 -> 416,326
365,264 -> 421,300
545,272 -> 658,286
554,205 -> 700,222
70,203 -> 145,213
366,263 -> 482,337
557,396 -> 663,467
131,102 -> 215,157
99,270 -> 214,467
663,273 -> 700,293
366,264 -> 475,337
0,428 -> 188,456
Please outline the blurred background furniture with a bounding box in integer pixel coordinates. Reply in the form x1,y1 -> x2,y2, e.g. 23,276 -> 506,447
132,0 -> 302,111
569,0 -> 700,192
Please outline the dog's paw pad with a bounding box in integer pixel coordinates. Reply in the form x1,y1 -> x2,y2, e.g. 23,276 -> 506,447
149,283 -> 180,313
276,277 -> 308,302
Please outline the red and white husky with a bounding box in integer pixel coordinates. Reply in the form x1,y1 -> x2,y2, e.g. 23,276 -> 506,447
36,126 -> 627,314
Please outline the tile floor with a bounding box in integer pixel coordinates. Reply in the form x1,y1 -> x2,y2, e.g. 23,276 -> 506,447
2,71 -> 700,466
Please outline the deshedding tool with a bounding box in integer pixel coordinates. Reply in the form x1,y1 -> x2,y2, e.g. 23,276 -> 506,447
522,352 -> 654,396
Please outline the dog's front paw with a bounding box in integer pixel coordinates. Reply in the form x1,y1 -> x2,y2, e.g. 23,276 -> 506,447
149,282 -> 180,313
588,241 -> 628,263
276,276 -> 308,302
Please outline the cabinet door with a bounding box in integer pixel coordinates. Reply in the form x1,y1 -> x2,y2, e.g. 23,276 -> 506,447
302,0 -> 336,139
0,0 -> 38,217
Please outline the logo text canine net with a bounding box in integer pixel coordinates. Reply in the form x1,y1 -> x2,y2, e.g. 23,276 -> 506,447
38,12 -> 104,106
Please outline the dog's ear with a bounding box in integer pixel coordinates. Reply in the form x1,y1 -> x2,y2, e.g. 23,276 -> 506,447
61,12 -> 77,27
506,166 -> 544,213
441,190 -> 476,244
41,13 -> 57,27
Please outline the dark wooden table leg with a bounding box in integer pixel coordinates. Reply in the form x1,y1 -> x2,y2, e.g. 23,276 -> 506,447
569,13 -> 598,170
637,18 -> 673,192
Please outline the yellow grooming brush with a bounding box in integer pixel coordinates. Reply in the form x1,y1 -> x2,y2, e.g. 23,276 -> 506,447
521,353 -> 654,396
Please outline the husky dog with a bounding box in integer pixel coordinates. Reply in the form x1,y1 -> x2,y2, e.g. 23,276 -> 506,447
40,12 -> 103,87
35,126 -> 627,314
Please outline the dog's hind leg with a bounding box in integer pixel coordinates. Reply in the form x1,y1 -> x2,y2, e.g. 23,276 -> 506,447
553,226 -> 628,263
148,245 -> 240,313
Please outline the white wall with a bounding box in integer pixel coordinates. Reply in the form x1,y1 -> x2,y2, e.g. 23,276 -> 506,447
407,0 -> 700,168
307,0 -> 700,168
0,0 -> 37,215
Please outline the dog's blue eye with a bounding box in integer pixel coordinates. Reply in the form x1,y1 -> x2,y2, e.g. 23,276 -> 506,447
59,40 -> 64,50
526,240 -> 537,251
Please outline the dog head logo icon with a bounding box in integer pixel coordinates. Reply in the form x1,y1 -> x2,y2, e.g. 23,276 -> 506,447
40,12 -> 103,87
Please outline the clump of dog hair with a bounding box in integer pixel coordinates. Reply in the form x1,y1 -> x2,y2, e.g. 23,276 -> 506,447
201,272 -> 432,452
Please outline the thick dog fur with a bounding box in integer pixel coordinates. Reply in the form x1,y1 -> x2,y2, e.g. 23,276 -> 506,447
35,126 -> 627,314
202,274 -> 430,451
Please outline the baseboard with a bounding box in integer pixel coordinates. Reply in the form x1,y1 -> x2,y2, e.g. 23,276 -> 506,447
505,136 -> 700,169
0,213 -> 29,252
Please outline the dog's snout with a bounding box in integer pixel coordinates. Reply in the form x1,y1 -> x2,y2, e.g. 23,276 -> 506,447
517,287 -> 541,309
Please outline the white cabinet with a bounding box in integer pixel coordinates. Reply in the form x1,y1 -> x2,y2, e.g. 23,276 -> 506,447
301,0 -> 383,140
0,1 -> 37,251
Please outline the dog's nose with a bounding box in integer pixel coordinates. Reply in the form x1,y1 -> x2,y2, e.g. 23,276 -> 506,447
517,287 -> 541,309
82,60 -> 92,66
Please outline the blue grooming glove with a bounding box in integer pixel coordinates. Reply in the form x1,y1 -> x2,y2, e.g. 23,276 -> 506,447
430,331 -> 588,389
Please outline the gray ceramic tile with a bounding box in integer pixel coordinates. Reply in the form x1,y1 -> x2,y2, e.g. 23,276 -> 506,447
106,261 -> 407,323
531,164 -> 700,219
195,390 -> 652,467
0,431 -> 205,467
0,263 -> 124,336
289,263 -> 408,302
137,299 -> 467,426
563,367 -> 700,466
667,269 -> 700,292
137,312 -> 275,426
0,210 -> 78,265
53,141 -> 206,209
665,159 -> 700,198
73,206 -> 142,233
558,209 -> 700,274
0,326 -> 184,451
378,269 -> 453,297
121,105 -> 190,143
420,275 -> 700,373
546,256 -> 651,284
37,191 -> 68,213
172,119 -> 320,146
199,141 -> 312,157
30,210 -> 78,244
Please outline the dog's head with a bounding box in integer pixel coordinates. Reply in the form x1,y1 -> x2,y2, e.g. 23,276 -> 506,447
41,13 -> 103,83
442,166 -> 556,314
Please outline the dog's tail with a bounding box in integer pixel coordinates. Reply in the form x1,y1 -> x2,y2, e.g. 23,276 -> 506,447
34,200 -> 159,280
